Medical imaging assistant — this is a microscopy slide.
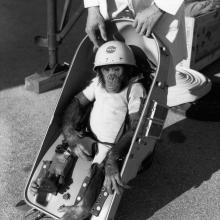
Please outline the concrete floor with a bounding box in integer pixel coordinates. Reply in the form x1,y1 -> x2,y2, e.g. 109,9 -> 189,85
0,1 -> 220,220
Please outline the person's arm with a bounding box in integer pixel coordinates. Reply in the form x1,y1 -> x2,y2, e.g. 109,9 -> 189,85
133,0 -> 184,37
84,0 -> 107,49
133,2 -> 164,37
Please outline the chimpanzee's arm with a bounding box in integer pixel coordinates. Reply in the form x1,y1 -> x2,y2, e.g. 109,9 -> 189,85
106,111 -> 141,160
62,92 -> 91,146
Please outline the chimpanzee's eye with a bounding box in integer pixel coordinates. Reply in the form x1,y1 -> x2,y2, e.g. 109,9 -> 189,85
101,65 -> 123,74
114,67 -> 120,71
102,66 -> 109,72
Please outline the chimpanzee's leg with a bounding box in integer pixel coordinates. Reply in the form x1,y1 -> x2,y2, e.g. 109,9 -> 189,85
58,163 -> 105,220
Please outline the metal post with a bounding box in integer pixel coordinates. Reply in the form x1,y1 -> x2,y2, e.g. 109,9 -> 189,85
47,0 -> 58,70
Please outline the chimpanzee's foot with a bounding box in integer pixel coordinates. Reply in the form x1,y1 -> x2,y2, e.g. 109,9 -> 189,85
58,202 -> 90,220
58,163 -> 105,220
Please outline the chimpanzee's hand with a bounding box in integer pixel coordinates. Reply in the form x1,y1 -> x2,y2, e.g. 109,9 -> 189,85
63,128 -> 80,147
72,143 -> 93,161
58,203 -> 90,220
30,179 -> 41,196
104,157 -> 129,195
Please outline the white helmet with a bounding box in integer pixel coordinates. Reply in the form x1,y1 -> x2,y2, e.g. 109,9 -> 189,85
94,41 -> 136,70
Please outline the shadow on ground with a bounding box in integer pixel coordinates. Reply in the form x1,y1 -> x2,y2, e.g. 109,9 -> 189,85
115,117 -> 220,219
186,83 -> 220,121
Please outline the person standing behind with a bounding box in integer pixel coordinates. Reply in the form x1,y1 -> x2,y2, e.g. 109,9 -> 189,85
84,0 -> 187,90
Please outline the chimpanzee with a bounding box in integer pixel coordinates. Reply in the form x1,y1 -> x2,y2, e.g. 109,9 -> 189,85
31,41 -> 148,220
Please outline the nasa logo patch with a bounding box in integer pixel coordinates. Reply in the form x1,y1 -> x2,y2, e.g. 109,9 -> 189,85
106,46 -> 116,53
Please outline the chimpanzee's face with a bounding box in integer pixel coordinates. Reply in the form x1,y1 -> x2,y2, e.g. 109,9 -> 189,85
100,65 -> 124,93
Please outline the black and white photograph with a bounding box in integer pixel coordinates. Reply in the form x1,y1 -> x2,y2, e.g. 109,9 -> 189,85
0,0 -> 220,219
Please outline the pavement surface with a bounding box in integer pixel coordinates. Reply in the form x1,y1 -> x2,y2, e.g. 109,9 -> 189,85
0,1 -> 220,220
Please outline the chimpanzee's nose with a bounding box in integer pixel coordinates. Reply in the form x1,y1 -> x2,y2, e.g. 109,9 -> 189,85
107,74 -> 115,80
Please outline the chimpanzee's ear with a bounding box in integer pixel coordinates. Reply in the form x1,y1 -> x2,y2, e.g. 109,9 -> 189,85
96,68 -> 105,88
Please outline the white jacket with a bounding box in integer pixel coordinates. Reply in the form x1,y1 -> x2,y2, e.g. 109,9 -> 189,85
84,0 -> 184,17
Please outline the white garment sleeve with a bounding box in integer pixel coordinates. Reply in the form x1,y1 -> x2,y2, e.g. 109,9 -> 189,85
84,0 -> 99,8
154,0 -> 184,15
82,77 -> 98,101
128,83 -> 145,114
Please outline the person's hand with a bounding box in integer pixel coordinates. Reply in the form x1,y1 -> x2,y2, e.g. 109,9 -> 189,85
85,6 -> 107,49
133,4 -> 164,37
104,157 -> 129,194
